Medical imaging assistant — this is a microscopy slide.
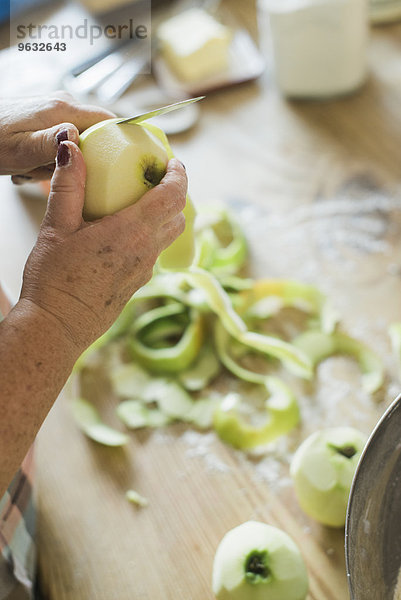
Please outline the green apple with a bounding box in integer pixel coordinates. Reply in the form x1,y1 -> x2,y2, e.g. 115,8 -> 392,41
212,521 -> 308,600
80,118 -> 169,220
290,427 -> 367,528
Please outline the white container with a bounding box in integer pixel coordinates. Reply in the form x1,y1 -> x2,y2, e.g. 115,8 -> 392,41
263,0 -> 369,98
369,0 -> 401,24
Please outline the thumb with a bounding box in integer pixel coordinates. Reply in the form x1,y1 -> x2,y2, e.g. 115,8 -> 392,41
24,122 -> 80,170
45,141 -> 86,233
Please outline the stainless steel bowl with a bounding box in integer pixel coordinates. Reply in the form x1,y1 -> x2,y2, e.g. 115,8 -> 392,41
346,393 -> 401,600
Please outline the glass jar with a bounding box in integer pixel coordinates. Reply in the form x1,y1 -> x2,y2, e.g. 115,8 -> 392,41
260,0 -> 369,98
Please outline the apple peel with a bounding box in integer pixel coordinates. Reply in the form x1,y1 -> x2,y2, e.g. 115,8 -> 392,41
140,121 -> 196,270
184,268 -> 312,379
132,302 -> 186,336
126,489 -> 149,507
238,279 -> 339,334
110,363 -> 151,398
184,267 -> 247,338
195,208 -> 247,276
73,296 -> 140,372
129,307 -> 203,373
133,272 -> 188,304
178,344 -> 221,390
213,377 -> 299,450
185,397 -> 220,429
218,275 -> 253,292
240,330 -> 313,380
214,321 -> 270,385
117,399 -> 171,428
293,330 -> 384,393
71,397 -> 129,446
145,379 -> 194,418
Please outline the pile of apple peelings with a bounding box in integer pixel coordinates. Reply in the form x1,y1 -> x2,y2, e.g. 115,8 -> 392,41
71,205 -> 385,451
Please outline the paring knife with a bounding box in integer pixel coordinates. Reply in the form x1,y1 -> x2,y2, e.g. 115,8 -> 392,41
116,96 -> 205,125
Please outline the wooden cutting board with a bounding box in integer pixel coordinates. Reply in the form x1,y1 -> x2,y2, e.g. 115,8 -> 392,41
36,373 -> 355,600
29,8 -> 401,600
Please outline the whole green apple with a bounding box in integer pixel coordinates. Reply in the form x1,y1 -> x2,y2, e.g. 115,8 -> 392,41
212,521 -> 308,600
80,119 -> 169,220
290,427 -> 367,527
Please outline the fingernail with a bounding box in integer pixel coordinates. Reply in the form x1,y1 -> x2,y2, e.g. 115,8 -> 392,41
56,129 -> 68,145
56,142 -> 71,167
11,175 -> 32,185
179,160 -> 186,171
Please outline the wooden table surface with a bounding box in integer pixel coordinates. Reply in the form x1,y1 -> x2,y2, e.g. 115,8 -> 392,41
2,2 -> 401,599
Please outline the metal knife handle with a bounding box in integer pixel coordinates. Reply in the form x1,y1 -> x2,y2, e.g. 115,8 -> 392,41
95,55 -> 149,104
72,52 -> 126,95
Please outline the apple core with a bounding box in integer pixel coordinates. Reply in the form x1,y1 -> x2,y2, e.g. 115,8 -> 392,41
328,443 -> 357,459
143,161 -> 165,188
245,550 -> 271,584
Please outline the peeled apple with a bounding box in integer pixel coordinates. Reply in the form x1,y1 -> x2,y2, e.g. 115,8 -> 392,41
79,118 -> 195,269
290,427 -> 367,527
212,521 -> 309,600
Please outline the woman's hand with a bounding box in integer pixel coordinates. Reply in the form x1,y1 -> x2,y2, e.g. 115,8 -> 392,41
0,117 -> 187,494
0,91 -> 114,181
20,140 -> 187,353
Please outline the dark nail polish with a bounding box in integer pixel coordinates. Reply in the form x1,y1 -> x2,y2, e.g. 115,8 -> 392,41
11,174 -> 32,185
56,142 -> 70,167
56,129 -> 68,145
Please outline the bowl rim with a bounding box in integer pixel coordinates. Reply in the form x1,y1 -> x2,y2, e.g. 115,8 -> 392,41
345,392 -> 401,598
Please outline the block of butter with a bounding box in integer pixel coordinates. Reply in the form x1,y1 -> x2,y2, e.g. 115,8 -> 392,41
78,0 -> 140,14
157,8 -> 232,83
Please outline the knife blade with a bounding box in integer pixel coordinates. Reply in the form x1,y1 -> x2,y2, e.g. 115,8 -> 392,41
116,96 -> 205,125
